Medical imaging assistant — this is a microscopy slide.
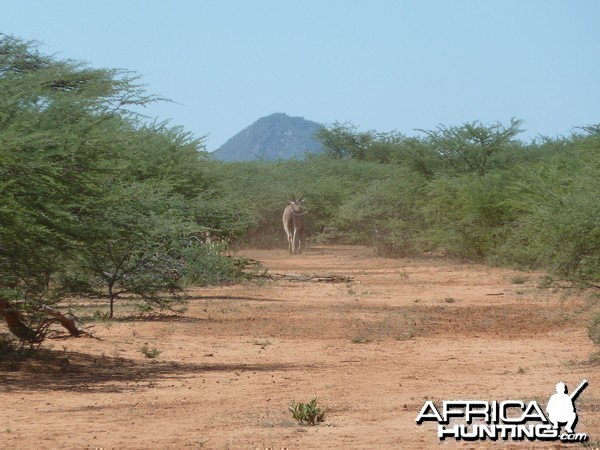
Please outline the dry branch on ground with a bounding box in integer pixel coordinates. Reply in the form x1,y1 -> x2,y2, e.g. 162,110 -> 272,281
256,272 -> 353,283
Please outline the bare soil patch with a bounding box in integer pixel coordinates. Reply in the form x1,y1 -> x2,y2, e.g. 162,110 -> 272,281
1,245 -> 598,449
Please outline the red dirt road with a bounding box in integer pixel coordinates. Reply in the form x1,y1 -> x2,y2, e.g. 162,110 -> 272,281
1,246 -> 598,449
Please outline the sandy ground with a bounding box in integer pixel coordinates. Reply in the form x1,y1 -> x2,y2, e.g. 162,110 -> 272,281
1,245 -> 598,449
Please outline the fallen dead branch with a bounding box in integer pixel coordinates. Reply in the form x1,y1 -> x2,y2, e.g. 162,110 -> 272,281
255,273 -> 353,283
42,307 -> 102,340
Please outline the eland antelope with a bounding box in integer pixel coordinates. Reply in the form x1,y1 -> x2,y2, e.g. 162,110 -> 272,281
282,195 -> 305,255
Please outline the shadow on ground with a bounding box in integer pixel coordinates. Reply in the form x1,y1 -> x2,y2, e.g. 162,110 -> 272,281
0,347 -> 306,394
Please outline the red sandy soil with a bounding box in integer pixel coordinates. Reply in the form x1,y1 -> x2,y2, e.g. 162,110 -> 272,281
1,245 -> 598,449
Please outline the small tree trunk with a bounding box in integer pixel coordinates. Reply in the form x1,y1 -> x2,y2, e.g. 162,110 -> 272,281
108,283 -> 115,318
0,299 -> 39,342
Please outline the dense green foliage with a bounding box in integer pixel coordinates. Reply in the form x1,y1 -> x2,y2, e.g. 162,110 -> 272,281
0,36 -> 253,347
216,120 -> 600,290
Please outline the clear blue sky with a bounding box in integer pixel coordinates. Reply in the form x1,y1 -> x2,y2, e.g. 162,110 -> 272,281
2,0 -> 599,151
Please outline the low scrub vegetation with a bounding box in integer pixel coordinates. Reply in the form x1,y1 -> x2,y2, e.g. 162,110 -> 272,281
289,398 -> 326,426
140,343 -> 162,359
217,122 -> 599,292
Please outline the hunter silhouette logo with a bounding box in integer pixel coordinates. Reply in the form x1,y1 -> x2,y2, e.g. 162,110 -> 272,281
547,380 -> 587,434
416,379 -> 589,442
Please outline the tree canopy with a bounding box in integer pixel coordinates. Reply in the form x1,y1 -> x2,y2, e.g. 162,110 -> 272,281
0,35 -> 253,349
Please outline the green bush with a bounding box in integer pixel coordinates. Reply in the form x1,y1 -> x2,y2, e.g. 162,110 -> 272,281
140,343 -> 161,358
495,138 -> 600,287
179,242 -> 256,286
289,398 -> 326,426
419,173 -> 515,259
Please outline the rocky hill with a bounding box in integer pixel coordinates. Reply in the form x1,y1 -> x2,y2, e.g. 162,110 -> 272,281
212,113 -> 324,161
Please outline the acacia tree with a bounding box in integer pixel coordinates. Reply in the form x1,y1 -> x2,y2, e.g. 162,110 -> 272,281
0,35 -> 136,346
416,118 -> 524,176
71,183 -> 198,318
0,35 -> 230,348
316,121 -> 407,162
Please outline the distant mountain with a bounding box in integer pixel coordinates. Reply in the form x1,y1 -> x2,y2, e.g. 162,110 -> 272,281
212,113 -> 325,161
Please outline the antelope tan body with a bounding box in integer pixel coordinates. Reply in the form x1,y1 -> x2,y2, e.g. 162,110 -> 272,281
283,195 -> 305,255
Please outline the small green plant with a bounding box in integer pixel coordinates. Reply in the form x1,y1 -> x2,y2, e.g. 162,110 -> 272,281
140,343 -> 161,358
444,297 -> 457,303
289,398 -> 326,426
510,274 -> 529,285
351,336 -> 371,344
